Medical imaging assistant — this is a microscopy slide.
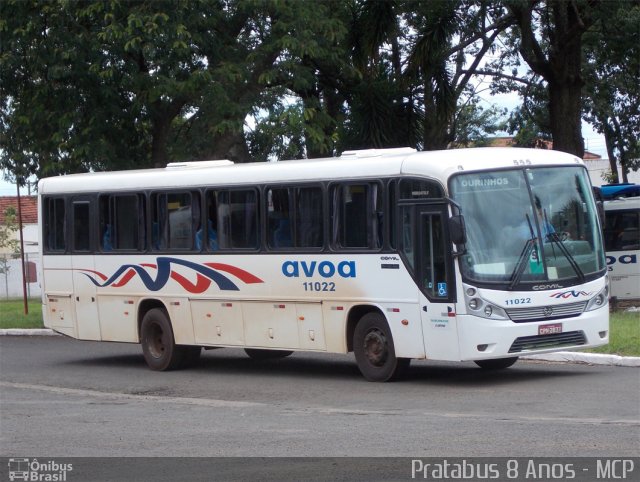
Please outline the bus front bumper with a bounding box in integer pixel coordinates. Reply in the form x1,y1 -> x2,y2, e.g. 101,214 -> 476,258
456,305 -> 609,361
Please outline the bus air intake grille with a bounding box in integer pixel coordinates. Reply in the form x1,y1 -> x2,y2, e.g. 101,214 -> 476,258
506,301 -> 587,323
508,331 -> 587,353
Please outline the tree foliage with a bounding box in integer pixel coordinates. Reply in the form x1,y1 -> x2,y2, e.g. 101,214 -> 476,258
583,0 -> 640,182
0,0 -> 637,181
0,206 -> 20,259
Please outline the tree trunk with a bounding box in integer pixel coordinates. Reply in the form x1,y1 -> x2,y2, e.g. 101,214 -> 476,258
603,124 -> 619,184
204,129 -> 251,163
548,79 -> 584,157
151,117 -> 171,168
509,0 -> 594,159
302,94 -> 326,159
423,120 -> 452,151
423,82 -> 455,151
150,99 -> 186,168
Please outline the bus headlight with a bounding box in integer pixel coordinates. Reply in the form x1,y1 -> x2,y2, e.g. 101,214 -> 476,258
463,285 -> 508,320
586,286 -> 609,311
475,303 -> 508,320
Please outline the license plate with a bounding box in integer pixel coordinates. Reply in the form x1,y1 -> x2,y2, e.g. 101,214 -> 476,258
539,323 -> 562,335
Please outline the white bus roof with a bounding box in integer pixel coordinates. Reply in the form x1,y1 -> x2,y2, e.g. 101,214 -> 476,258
38,147 -> 583,195
603,196 -> 640,211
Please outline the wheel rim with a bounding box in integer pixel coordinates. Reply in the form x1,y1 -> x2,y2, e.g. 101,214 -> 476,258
362,328 -> 388,367
147,322 -> 165,359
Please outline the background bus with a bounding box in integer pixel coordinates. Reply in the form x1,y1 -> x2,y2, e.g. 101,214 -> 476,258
603,196 -> 640,302
38,147 -> 609,381
600,183 -> 640,200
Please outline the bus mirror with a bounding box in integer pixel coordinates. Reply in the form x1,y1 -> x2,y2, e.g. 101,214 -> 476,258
592,186 -> 606,229
596,200 -> 605,230
449,215 -> 466,245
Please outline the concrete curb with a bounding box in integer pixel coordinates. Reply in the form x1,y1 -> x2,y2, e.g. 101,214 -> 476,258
523,352 -> 640,367
0,329 -> 60,336
1,329 -> 639,367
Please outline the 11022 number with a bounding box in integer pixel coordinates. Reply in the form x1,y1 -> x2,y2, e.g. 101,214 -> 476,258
303,281 -> 336,292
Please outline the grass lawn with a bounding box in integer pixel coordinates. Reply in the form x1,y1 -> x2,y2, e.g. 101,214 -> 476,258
585,310 -> 640,357
0,298 -> 638,356
0,298 -> 44,329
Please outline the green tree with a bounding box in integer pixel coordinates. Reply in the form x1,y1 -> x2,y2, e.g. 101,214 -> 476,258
252,0 -> 355,158
0,0 -> 150,178
506,0 -> 600,157
583,1 -> 640,183
0,206 -> 19,255
0,206 -> 20,285
405,0 -> 512,150
452,97 -> 507,148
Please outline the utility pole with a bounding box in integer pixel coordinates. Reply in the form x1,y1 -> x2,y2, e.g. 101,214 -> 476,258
16,181 -> 28,315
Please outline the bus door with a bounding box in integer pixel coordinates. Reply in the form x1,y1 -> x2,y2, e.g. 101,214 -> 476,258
415,206 -> 460,361
70,197 -> 101,340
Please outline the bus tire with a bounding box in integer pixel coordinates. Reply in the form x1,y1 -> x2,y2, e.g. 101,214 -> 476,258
244,348 -> 293,360
354,312 -> 410,382
140,308 -> 185,371
474,357 -> 519,370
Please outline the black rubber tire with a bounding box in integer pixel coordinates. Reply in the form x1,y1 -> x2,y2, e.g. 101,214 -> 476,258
140,308 -> 185,371
244,348 -> 294,360
353,312 -> 410,382
474,357 -> 519,370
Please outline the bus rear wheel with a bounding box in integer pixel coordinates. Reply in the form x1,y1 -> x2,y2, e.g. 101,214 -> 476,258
141,308 -> 186,371
354,312 -> 410,382
474,357 -> 519,370
244,348 -> 293,360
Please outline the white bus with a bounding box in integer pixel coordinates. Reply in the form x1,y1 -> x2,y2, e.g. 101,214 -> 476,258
38,147 -> 609,381
603,196 -> 640,302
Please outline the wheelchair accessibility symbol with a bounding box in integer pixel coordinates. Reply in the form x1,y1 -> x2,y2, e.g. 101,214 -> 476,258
437,282 -> 447,297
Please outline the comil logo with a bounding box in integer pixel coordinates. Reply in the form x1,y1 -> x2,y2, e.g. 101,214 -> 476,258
8,458 -> 73,481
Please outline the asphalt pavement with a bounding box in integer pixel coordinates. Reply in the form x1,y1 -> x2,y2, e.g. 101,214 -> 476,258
2,328 -> 639,366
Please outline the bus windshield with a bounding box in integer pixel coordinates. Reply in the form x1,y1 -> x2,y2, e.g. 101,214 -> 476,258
450,166 -> 606,289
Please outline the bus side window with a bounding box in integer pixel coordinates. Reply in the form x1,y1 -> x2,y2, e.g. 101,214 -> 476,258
72,201 -> 91,252
400,206 -> 414,271
332,183 -> 382,249
100,194 -> 145,251
606,211 -> 640,250
267,188 -> 292,248
199,193 -> 219,251
44,197 -> 66,252
152,191 -> 199,250
295,186 -> 323,248
214,189 -> 258,250
620,213 -> 640,249
266,186 -> 324,250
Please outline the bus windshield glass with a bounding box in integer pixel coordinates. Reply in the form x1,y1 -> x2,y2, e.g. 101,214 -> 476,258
450,166 -> 606,288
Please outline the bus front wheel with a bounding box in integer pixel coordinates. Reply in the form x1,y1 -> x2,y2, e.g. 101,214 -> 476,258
141,308 -> 187,371
353,312 -> 410,382
474,357 -> 519,370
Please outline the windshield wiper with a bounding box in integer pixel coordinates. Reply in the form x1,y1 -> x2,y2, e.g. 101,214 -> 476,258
509,214 -> 537,290
545,232 -> 585,283
541,210 -> 585,283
